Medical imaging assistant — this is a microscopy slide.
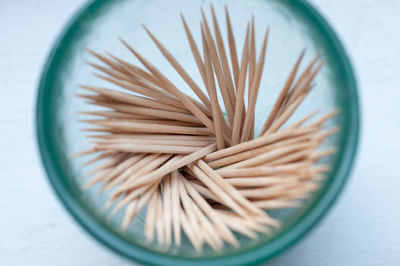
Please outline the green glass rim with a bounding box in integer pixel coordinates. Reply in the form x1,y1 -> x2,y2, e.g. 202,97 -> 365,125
35,0 -> 360,265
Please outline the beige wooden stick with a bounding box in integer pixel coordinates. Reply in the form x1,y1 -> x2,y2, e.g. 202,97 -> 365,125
83,116 -> 202,129
120,184 -> 160,231
254,199 -> 300,209
114,144 -> 217,194
216,162 -> 311,177
155,187 -> 165,246
248,17 -> 256,102
121,198 -> 139,230
87,61 -> 164,93
259,50 -> 306,135
182,177 -> 238,247
76,93 -> 109,102
91,134 -> 216,141
286,62 -> 324,107
180,14 -> 208,90
96,138 -> 213,147
284,109 -> 320,130
225,5 -> 240,88
87,118 -> 202,128
231,23 -> 251,145
277,53 -> 321,114
82,151 -> 114,166
87,119 -> 212,135
103,58 -> 195,112
71,146 -> 98,158
79,110 -> 150,120
170,171 -> 181,246
94,143 -> 203,154
223,141 -> 317,169
205,125 -> 316,161
90,102 -> 203,124
177,174 -> 205,248
143,25 -> 212,110
107,156 -> 173,214
86,49 -> 129,74
311,109 -> 340,127
180,16 -> 235,140
239,183 -> 301,199
283,57 -> 323,108
187,163 -> 252,220
210,4 -> 236,107
145,186 -> 158,242
78,116 -> 203,128
189,196 -> 223,250
162,175 -> 172,246
97,154 -> 145,188
209,131 -> 314,168
201,26 -> 226,149
215,210 -> 271,234
186,179 -> 221,203
106,52 -> 163,87
267,147 -> 315,166
87,58 -> 170,99
225,175 -> 306,188
266,92 -> 308,134
201,31 -> 233,139
309,147 -> 337,162
83,168 -> 114,190
241,183 -> 319,199
80,85 -> 190,113
180,208 -> 202,251
83,153 -> 126,178
95,74 -> 192,113
215,211 -> 258,239
119,39 -> 217,130
85,101 -> 197,125
200,11 -> 235,126
241,27 -> 270,142
195,160 -> 279,226
313,126 -> 340,143
102,154 -> 160,193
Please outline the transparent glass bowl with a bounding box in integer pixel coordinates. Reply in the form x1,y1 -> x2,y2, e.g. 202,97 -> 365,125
36,0 -> 359,264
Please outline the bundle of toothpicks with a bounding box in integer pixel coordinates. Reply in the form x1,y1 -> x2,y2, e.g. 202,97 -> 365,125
76,4 -> 338,251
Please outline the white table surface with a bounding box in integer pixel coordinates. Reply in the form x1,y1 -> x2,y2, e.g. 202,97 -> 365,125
1,0 -> 399,265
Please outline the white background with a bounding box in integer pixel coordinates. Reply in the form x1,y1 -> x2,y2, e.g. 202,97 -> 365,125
1,0 -> 399,265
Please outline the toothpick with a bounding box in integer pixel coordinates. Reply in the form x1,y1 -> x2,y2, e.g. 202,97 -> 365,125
200,10 -> 235,126
231,23 -> 251,145
259,50 -> 306,135
195,160 -> 279,226
79,85 -> 191,113
254,199 -> 300,209
170,171 -> 181,246
205,125 -> 316,161
225,5 -> 240,88
145,185 -> 158,242
119,38 -> 217,130
210,4 -> 236,108
210,128 -> 314,168
114,144 -> 217,195
216,162 -> 311,177
201,25 -> 226,149
162,175 -> 172,246
143,25 -> 212,110
182,177 -> 238,247
86,119 -> 212,135
241,26 -> 270,142
223,141 -> 318,169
